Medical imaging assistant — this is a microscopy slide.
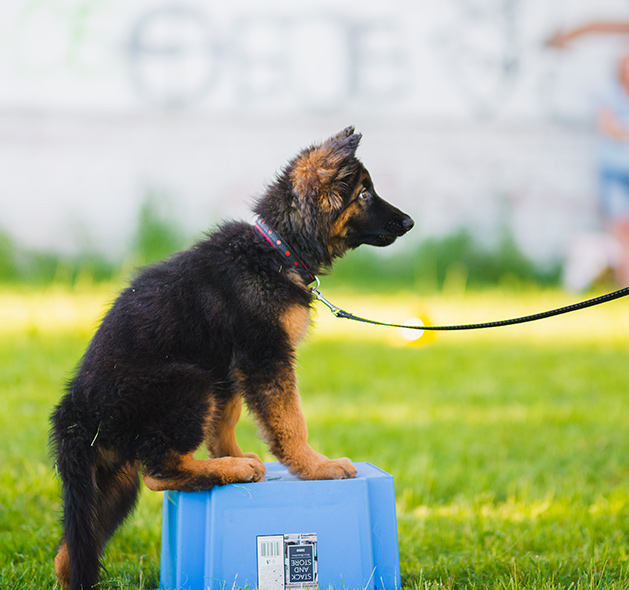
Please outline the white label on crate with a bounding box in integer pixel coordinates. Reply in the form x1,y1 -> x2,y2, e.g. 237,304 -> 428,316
257,533 -> 318,590
257,535 -> 285,590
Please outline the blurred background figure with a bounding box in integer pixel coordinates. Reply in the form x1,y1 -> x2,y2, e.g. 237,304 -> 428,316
549,21 -> 629,288
597,53 -> 629,286
547,21 -> 629,49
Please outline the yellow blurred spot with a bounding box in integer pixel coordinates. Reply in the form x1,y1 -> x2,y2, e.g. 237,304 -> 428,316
401,317 -> 424,341
400,316 -> 436,346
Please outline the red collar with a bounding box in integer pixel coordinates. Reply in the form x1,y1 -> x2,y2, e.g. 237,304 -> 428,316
254,219 -> 316,284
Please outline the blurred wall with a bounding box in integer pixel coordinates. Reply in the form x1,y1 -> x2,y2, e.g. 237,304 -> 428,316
2,0 -> 629,263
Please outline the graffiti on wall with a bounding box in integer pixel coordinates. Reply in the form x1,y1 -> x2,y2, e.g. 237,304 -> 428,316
125,5 -> 410,109
8,1 -> 411,110
4,0 -> 614,118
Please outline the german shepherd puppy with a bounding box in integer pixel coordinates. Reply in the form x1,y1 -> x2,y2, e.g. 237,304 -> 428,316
51,126 -> 414,590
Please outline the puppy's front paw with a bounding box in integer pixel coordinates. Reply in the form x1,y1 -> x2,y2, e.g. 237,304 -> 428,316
220,456 -> 266,484
303,457 -> 357,480
243,452 -> 266,476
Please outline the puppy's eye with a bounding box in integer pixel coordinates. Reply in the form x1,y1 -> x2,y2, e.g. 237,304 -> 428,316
359,188 -> 369,199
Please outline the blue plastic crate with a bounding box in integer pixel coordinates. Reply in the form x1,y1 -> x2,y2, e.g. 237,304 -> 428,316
157,462 -> 399,590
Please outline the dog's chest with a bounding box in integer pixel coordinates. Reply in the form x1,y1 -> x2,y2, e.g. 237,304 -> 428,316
281,305 -> 311,348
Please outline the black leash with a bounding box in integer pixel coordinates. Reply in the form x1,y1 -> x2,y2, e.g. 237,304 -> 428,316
311,278 -> 629,331
253,219 -> 629,331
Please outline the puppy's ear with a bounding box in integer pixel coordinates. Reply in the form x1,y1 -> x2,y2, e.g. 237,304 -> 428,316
328,126 -> 362,159
290,127 -> 362,210
334,126 -> 355,139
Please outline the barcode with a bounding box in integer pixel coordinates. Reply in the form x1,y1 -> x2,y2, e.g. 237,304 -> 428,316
260,539 -> 282,557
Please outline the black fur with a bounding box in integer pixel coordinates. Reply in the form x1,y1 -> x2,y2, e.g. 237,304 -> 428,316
50,127 -> 413,590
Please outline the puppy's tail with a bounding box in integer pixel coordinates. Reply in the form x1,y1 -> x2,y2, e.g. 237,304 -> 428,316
52,405 -> 141,590
53,421 -> 101,590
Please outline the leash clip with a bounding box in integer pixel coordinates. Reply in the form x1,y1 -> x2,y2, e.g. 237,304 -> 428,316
310,276 -> 343,317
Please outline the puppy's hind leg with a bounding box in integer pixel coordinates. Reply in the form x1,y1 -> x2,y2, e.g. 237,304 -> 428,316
205,395 -> 245,458
142,451 -> 265,492
93,458 -> 142,546
141,382 -> 265,492
204,395 -> 265,471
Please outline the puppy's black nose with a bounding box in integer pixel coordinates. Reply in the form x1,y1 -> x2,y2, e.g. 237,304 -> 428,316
401,215 -> 414,233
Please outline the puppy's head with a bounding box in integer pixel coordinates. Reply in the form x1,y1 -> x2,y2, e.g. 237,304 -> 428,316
327,160 -> 414,255
256,126 -> 413,267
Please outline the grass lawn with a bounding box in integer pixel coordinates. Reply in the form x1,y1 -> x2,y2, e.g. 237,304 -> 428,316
1,284 -> 628,589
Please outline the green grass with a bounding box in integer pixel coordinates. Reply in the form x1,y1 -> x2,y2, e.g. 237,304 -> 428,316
1,285 -> 629,589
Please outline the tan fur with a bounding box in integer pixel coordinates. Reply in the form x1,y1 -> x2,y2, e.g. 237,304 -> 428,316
142,452 -> 264,492
328,201 -> 359,257
235,366 -> 356,480
290,146 -> 345,211
55,542 -> 70,589
205,396 -> 245,458
94,459 -> 141,534
281,304 -> 310,349
326,169 -> 371,258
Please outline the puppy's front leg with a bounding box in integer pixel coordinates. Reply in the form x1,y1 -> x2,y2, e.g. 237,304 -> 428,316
240,366 -> 357,480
